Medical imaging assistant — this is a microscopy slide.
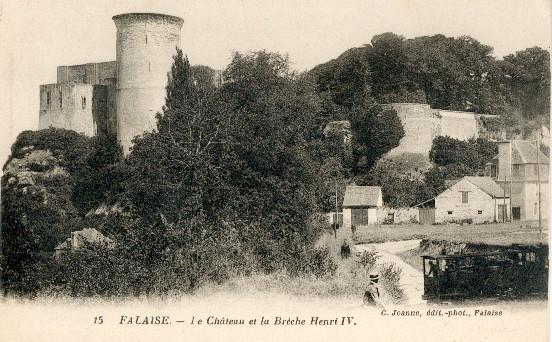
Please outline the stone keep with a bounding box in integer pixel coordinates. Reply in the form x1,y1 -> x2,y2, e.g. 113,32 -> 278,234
113,13 -> 184,154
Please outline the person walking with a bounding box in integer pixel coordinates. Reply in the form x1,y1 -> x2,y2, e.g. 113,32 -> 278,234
340,240 -> 351,259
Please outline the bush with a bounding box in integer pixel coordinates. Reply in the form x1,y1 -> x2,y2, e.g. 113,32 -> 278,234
303,246 -> 338,277
356,250 -> 380,270
378,262 -> 405,304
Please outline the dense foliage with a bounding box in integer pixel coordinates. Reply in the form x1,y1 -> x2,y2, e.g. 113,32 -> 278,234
311,33 -> 550,131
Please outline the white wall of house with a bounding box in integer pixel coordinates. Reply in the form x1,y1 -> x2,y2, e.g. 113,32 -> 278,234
343,208 -> 352,228
367,208 -> 378,224
435,179 -> 509,224
522,182 -> 549,220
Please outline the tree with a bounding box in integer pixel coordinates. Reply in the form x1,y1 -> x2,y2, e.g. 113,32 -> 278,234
429,136 -> 496,173
221,50 -> 326,271
367,32 -> 425,103
364,156 -> 427,207
502,47 -> 550,120
72,134 -> 124,214
349,103 -> 404,174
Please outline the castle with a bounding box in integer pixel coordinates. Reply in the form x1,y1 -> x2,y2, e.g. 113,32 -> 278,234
39,13 -> 184,154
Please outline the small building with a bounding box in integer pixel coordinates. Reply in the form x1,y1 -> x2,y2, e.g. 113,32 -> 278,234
415,176 -> 510,224
53,228 -> 114,262
342,186 -> 383,227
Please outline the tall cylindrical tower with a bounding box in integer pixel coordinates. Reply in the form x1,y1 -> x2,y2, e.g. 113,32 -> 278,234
113,13 -> 184,154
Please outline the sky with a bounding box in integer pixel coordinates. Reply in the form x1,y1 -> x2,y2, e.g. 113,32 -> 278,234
0,0 -> 550,168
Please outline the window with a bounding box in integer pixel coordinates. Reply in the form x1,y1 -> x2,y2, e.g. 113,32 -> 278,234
477,210 -> 483,214
81,96 -> 86,109
59,93 -> 62,108
145,34 -> 148,44
447,211 -> 453,215
512,164 -> 521,177
461,191 -> 469,203
46,91 -> 51,106
490,164 -> 497,178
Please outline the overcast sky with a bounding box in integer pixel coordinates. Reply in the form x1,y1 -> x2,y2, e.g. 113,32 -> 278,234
0,0 -> 550,167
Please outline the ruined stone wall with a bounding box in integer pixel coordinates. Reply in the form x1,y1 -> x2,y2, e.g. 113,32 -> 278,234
39,83 -> 109,137
383,103 -> 440,156
113,13 -> 184,154
384,103 -> 493,157
376,207 -> 419,224
437,110 -> 479,141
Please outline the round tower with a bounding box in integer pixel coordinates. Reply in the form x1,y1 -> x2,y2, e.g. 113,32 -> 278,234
113,13 -> 184,154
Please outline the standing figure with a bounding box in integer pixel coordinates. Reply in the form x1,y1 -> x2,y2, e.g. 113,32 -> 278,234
363,273 -> 380,305
340,240 -> 351,259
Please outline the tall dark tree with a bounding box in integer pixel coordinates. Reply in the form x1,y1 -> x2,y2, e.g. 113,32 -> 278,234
349,103 -> 404,174
502,47 -> 550,120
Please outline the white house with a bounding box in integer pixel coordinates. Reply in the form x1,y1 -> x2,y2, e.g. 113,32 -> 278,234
416,176 -> 510,224
342,186 -> 383,227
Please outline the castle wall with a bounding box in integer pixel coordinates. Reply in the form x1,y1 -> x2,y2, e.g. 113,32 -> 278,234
113,13 -> 184,154
39,83 -> 110,136
383,103 -> 493,157
57,61 -> 117,85
383,103 -> 440,156
437,110 -> 479,141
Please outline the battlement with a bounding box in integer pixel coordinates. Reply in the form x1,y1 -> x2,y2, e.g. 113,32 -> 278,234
112,13 -> 184,26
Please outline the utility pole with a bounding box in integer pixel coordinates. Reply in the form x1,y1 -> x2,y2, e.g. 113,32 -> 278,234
334,179 -> 338,240
509,171 -> 513,222
536,134 -> 542,230
503,175 -> 506,223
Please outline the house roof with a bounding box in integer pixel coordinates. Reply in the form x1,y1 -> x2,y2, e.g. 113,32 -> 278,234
342,186 -> 382,207
511,140 -> 549,164
464,176 -> 508,198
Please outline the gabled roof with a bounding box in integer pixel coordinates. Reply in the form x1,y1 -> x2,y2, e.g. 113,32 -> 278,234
511,140 -> 549,164
464,176 -> 508,198
342,186 -> 382,207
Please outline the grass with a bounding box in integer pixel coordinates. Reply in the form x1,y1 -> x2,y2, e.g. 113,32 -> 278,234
353,221 -> 548,246
196,233 -> 405,303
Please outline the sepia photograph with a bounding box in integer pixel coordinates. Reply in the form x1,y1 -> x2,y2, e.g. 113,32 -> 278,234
0,0 -> 550,341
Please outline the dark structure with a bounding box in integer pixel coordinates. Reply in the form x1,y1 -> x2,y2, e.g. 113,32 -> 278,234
421,244 -> 548,302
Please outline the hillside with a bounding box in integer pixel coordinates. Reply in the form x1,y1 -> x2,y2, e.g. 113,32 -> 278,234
308,33 -> 550,134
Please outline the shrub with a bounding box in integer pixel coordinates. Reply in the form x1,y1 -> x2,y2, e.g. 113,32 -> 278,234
356,250 -> 380,271
378,262 -> 405,303
303,246 -> 338,277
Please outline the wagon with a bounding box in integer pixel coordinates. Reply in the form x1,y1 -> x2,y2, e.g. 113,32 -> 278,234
421,244 -> 548,302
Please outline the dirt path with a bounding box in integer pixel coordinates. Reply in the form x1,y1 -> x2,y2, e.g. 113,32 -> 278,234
356,240 -> 425,306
